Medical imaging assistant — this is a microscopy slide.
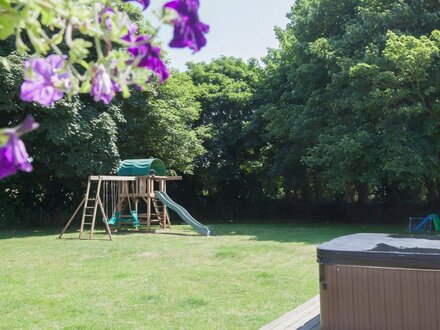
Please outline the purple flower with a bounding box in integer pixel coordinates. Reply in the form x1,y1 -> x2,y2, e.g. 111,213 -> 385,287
128,36 -> 169,82
122,0 -> 150,10
164,0 -> 209,52
0,115 -> 39,180
91,64 -> 117,104
20,55 -> 70,107
121,21 -> 138,43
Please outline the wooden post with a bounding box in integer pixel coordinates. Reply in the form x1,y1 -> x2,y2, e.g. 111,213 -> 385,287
97,195 -> 113,240
89,176 -> 102,239
147,176 -> 151,232
59,197 -> 85,238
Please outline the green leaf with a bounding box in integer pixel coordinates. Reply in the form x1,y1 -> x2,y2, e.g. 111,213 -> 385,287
15,28 -> 30,52
68,38 -> 92,62
0,56 -> 10,71
122,85 -> 130,98
52,30 -> 64,45
40,9 -> 55,26
80,80 -> 91,93
0,130 -> 9,148
0,15 -> 18,40
27,25 -> 50,54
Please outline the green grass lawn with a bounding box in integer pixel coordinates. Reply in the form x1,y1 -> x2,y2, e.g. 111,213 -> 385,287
0,222 -> 402,329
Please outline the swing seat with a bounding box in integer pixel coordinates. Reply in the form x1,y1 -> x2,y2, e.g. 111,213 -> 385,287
108,211 -> 121,226
131,210 -> 140,228
112,211 -> 139,227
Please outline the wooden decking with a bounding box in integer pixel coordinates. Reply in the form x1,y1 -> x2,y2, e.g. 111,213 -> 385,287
260,295 -> 320,330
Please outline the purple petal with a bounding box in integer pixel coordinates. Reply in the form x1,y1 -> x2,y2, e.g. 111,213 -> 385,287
128,36 -> 169,82
164,0 -> 199,14
20,81 -> 45,102
20,81 -> 64,107
25,58 -> 51,81
122,21 -> 138,42
46,55 -> 65,70
0,133 -> 33,180
164,0 -> 180,10
123,0 -> 150,10
99,7 -> 116,32
20,56 -> 68,107
163,0 -> 208,52
91,65 -> 116,104
15,115 -> 39,136
169,17 -> 209,51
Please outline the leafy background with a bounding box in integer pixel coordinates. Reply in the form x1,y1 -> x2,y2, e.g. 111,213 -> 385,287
1,0 -> 440,226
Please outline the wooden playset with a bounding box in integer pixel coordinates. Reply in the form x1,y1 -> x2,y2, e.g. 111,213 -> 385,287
59,159 -> 211,240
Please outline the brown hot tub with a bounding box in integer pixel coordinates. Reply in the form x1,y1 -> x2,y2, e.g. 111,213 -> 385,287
317,233 -> 440,330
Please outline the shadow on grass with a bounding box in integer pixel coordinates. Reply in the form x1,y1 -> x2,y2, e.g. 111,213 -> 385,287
0,226 -> 201,240
0,227 -> 113,240
209,221 -> 406,245
108,229 -> 200,237
0,221 -> 407,244
153,231 -> 201,237
0,228 -> 61,240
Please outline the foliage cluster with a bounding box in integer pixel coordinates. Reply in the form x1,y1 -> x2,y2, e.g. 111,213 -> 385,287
256,0 -> 440,206
2,0 -> 440,225
179,0 -> 440,217
0,43 -> 206,226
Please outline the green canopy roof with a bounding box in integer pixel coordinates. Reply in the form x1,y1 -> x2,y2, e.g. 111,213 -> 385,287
117,159 -> 167,176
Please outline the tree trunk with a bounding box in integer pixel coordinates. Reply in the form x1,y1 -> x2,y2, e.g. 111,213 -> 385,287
355,182 -> 369,204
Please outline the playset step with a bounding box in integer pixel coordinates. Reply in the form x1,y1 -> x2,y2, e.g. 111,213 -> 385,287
58,176 -> 112,241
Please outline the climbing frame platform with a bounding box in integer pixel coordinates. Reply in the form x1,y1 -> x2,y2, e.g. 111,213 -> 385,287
59,174 -> 182,240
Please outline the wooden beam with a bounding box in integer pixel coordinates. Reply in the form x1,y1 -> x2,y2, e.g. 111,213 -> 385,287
89,175 -> 137,181
97,195 -> 113,241
152,176 -> 182,181
88,175 -> 181,181
59,197 -> 85,238
147,177 -> 151,231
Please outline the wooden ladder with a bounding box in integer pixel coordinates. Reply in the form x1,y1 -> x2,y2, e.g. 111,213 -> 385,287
152,197 -> 171,229
59,176 -> 112,240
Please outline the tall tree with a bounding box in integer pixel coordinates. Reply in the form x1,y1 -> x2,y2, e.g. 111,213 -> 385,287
185,56 -> 262,200
0,49 -> 206,226
260,0 -> 440,205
